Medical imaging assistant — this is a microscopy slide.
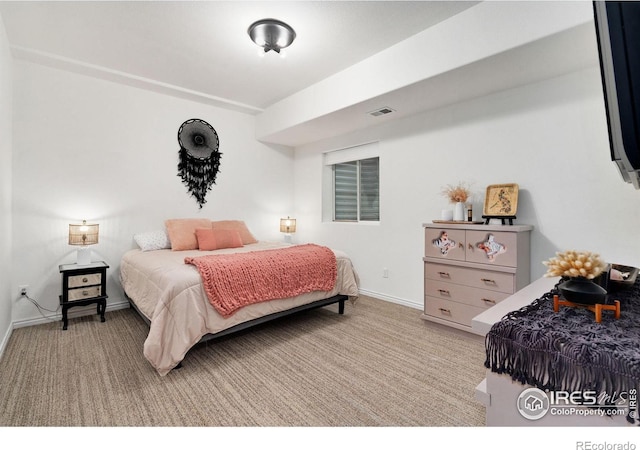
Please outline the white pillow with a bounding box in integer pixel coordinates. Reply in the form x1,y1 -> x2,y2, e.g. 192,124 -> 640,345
134,230 -> 171,252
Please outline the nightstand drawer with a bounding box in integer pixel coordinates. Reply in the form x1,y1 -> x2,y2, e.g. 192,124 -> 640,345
68,286 -> 102,301
69,273 -> 102,288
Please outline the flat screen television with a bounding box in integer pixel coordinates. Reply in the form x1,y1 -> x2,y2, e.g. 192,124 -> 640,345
593,1 -> 640,189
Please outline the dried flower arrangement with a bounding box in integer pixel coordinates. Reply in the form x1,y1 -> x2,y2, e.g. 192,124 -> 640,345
542,250 -> 607,280
441,182 -> 471,204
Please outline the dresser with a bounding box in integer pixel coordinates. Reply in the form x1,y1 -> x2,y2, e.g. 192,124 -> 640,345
422,223 -> 532,334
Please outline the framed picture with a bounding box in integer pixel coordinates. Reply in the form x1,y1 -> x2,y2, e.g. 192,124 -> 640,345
483,183 -> 519,217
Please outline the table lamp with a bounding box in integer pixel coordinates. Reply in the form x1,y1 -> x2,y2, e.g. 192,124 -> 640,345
68,220 -> 99,265
280,216 -> 296,243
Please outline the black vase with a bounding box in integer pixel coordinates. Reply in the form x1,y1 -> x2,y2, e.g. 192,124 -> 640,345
559,277 -> 607,305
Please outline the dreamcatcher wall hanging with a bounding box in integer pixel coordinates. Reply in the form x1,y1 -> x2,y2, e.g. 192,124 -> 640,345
177,118 -> 222,208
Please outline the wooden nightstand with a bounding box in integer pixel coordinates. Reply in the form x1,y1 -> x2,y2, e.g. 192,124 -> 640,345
59,261 -> 109,330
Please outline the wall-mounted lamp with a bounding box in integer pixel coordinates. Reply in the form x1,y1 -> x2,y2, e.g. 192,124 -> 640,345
280,216 -> 296,243
69,220 -> 99,265
248,18 -> 296,54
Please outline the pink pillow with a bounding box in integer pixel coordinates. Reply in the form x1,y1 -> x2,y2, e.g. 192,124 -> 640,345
165,218 -> 212,251
196,228 -> 243,251
211,220 -> 258,245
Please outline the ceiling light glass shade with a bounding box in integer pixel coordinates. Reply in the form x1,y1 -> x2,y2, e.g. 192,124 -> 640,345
248,19 -> 296,53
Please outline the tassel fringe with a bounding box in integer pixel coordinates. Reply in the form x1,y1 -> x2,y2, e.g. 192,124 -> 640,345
177,147 -> 222,208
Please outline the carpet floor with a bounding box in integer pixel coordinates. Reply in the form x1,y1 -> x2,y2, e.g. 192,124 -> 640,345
0,295 -> 487,427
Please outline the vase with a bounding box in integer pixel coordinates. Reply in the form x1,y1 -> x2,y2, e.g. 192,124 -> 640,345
453,202 -> 465,221
559,277 -> 607,305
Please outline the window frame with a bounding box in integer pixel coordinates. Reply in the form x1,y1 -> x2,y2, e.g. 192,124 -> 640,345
323,142 -> 380,224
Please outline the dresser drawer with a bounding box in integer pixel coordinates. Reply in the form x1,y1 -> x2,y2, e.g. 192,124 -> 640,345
425,263 -> 515,294
68,273 -> 102,288
465,230 -> 518,267
424,296 -> 485,327
424,228 -> 466,261
425,279 -> 511,308
68,286 -> 102,301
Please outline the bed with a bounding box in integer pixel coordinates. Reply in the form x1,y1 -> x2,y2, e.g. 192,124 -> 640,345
120,220 -> 360,376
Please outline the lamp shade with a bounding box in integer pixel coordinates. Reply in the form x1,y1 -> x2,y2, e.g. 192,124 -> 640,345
68,220 -> 99,246
280,217 -> 296,234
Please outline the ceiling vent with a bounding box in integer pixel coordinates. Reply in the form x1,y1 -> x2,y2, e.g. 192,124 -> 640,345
368,107 -> 395,117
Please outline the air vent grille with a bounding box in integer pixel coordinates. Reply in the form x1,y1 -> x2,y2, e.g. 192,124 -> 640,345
368,107 -> 395,117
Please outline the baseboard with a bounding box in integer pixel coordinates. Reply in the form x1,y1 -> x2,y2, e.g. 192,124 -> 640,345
358,289 -> 422,310
10,300 -> 131,329
0,323 -> 12,365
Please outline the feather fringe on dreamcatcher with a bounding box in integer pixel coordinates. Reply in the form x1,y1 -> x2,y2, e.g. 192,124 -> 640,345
177,148 -> 221,208
176,119 -> 222,208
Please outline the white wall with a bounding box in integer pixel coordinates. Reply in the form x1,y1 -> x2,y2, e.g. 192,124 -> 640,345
293,66 -> 640,309
11,61 -> 295,326
0,15 -> 13,349
6,2 -> 640,327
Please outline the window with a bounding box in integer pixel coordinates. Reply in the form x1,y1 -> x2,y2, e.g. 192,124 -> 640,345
333,158 -> 379,221
324,142 -> 380,222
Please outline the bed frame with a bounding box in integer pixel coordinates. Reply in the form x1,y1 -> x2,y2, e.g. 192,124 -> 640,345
127,294 -> 348,366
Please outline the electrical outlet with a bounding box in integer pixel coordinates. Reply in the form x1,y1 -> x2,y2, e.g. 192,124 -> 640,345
19,285 -> 28,296
383,268 -> 389,278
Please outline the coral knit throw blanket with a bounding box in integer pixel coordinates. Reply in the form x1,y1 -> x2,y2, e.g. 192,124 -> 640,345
185,244 -> 337,317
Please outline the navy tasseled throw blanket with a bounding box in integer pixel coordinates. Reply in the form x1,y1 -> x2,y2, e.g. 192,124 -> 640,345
485,277 -> 640,424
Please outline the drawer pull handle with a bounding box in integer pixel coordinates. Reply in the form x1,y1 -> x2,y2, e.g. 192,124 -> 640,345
482,298 -> 496,304
438,308 -> 451,315
82,290 -> 89,296
468,243 -> 473,251
481,278 -> 496,284
438,272 -> 450,278
82,277 -> 88,283
437,289 -> 450,296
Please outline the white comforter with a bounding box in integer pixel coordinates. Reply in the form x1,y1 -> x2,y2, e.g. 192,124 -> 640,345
119,241 -> 360,375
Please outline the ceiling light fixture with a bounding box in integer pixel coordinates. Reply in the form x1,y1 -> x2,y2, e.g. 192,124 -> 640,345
248,18 -> 296,54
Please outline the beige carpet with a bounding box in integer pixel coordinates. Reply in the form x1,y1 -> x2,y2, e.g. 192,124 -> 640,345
0,295 -> 487,426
